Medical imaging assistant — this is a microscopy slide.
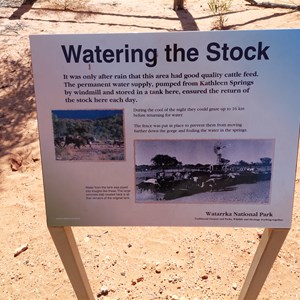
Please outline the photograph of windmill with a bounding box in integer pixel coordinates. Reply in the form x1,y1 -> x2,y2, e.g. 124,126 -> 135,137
135,139 -> 274,203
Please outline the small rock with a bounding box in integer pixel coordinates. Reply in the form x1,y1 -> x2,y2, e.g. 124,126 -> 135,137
32,157 -> 40,162
171,295 -> 179,300
232,282 -> 238,290
14,244 -> 28,257
131,279 -> 137,285
201,275 -> 208,280
10,153 -> 23,171
120,271 -> 126,276
98,286 -> 109,296
155,266 -> 162,273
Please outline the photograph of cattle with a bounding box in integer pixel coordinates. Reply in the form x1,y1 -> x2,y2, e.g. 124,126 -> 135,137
135,139 -> 274,204
52,110 -> 124,161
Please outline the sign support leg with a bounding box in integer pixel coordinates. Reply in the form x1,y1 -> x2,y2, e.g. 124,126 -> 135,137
238,228 -> 289,300
48,226 -> 94,300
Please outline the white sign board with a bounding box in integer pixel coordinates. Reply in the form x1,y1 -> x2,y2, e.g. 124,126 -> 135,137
30,30 -> 299,227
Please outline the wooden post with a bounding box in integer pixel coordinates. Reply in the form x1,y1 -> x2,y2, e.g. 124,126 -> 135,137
173,0 -> 185,10
48,226 -> 94,300
238,228 -> 289,300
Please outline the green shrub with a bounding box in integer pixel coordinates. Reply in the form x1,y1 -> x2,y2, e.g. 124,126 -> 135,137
208,0 -> 232,29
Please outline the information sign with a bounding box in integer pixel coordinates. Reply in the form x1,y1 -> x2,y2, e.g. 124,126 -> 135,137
30,30 -> 300,227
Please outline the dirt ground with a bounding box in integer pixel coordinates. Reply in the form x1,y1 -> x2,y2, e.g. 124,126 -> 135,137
0,0 -> 300,299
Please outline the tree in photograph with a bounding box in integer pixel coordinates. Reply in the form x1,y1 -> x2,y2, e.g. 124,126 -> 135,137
238,160 -> 250,166
260,157 -> 272,165
151,154 -> 181,170
74,121 -> 89,135
52,113 -> 67,136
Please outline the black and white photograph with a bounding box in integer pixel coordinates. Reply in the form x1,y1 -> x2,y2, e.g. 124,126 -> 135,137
135,139 -> 274,203
52,110 -> 124,161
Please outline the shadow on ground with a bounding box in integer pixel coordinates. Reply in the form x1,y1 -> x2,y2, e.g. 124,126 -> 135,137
0,49 -> 37,160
